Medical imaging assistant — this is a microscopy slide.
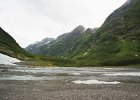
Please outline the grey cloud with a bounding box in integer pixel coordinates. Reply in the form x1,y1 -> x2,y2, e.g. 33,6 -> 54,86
0,0 -> 127,47
18,0 -> 92,23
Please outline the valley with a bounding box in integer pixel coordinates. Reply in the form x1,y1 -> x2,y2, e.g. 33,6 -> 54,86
0,0 -> 140,99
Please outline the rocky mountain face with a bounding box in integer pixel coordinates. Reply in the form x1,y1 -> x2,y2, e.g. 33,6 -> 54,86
25,38 -> 54,54
0,27 -> 32,60
25,25 -> 98,57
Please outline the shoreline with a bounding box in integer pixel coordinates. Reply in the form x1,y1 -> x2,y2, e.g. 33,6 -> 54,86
16,61 -> 140,68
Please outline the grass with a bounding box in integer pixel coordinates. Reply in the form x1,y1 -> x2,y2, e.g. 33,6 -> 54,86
20,54 -> 140,68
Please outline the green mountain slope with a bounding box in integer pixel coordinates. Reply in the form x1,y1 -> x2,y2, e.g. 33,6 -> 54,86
26,0 -> 140,66
26,25 -> 98,58
42,25 -> 97,58
78,0 -> 140,65
0,27 -> 32,60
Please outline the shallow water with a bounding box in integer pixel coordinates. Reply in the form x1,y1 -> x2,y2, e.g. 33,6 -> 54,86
0,65 -> 140,84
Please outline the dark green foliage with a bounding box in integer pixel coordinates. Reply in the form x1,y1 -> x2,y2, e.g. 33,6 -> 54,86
83,0 -> 140,66
100,57 -> 140,66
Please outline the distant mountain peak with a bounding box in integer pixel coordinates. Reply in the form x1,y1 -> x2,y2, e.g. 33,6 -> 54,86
76,25 -> 85,29
126,0 -> 132,4
70,25 -> 85,36
72,25 -> 85,32
41,37 -> 55,43
122,0 -> 133,6
25,37 -> 54,54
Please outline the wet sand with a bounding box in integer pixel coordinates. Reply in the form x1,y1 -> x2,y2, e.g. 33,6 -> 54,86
0,80 -> 140,100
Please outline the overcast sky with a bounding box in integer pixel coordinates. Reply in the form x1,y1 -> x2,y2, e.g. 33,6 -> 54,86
0,0 -> 127,47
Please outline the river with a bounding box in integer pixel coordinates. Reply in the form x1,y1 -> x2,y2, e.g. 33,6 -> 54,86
0,65 -> 140,84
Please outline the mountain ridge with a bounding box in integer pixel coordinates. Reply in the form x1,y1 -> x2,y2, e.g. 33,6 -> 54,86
25,26 -> 98,58
0,27 -> 32,60
25,37 -> 54,54
25,0 -> 140,66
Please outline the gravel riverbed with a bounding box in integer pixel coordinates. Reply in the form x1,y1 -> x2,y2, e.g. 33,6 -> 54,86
0,65 -> 140,100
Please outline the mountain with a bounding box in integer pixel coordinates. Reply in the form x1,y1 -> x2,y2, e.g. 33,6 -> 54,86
25,25 -> 98,57
0,27 -> 32,60
25,0 -> 140,66
43,26 -> 98,58
42,25 -> 86,57
25,38 -> 54,54
78,0 -> 140,65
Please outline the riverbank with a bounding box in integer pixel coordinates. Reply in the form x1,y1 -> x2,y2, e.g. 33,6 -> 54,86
0,65 -> 140,100
0,80 -> 140,100
18,60 -> 140,68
